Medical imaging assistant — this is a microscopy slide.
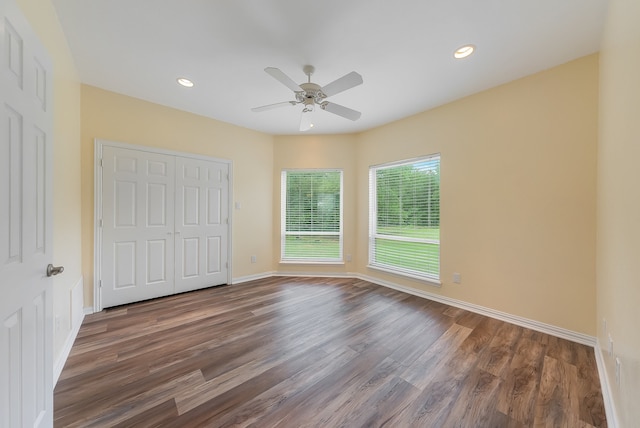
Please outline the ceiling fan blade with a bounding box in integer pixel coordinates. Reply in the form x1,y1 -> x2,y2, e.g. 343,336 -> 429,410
299,110 -> 314,132
322,102 -> 361,121
265,67 -> 303,92
251,101 -> 297,112
321,71 -> 363,97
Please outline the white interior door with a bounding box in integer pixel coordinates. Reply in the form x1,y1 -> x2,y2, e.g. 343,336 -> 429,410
0,0 -> 54,426
175,157 -> 229,293
101,146 -> 176,308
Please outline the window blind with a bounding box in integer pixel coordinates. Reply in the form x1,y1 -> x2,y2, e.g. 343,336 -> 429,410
281,170 -> 343,262
369,155 -> 440,281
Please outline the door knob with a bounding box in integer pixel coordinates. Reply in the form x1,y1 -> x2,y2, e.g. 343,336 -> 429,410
46,264 -> 64,277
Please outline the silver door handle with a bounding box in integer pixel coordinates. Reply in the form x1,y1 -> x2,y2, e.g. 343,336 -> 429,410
46,264 -> 64,277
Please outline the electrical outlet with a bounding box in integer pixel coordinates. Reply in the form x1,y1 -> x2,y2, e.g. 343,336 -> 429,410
55,316 -> 61,332
608,334 -> 614,357
453,273 -> 461,284
346,254 -> 352,262
615,357 -> 621,385
602,318 -> 607,334
250,255 -> 257,263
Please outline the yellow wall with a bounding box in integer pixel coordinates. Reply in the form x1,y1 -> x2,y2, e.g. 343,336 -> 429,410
18,0 -> 601,376
15,0 -> 83,361
13,2 -> 629,421
272,135 -> 358,274
270,57 -> 597,336
355,55 -> 598,335
80,85 -> 274,305
598,0 -> 640,423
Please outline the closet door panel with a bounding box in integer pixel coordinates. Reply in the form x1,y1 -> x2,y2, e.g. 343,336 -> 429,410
175,157 -> 229,293
101,146 -> 175,308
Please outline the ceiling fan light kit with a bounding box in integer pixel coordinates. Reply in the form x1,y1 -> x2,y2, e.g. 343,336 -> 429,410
252,65 -> 363,131
454,44 -> 475,59
176,77 -> 194,87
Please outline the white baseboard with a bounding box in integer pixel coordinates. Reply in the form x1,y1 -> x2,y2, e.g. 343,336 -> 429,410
594,338 -> 619,428
276,270 -> 359,278
231,271 -> 277,284
355,273 -> 597,347
54,277 -> 86,386
250,270 -> 596,347
239,271 -> 597,346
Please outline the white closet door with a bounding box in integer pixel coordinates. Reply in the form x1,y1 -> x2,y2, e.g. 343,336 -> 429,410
0,0 -> 54,425
101,146 -> 176,308
175,157 -> 229,293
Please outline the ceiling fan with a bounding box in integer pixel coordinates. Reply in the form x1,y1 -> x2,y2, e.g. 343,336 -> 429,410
251,65 -> 363,131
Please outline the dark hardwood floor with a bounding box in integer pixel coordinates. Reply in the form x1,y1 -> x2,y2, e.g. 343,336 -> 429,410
54,276 -> 607,427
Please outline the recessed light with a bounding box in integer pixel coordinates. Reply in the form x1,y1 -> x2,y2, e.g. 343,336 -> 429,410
177,77 -> 194,88
454,45 -> 475,59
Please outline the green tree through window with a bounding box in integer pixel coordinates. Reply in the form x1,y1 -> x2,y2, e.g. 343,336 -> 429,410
282,170 -> 343,261
369,155 -> 440,280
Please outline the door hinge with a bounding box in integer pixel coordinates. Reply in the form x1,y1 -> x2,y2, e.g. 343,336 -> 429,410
99,280 -> 102,288
99,158 -> 103,167
99,219 -> 103,228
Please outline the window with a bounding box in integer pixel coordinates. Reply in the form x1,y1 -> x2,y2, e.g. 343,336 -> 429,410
369,155 -> 440,282
281,170 -> 343,262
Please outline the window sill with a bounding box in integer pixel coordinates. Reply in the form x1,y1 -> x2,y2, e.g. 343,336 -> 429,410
367,264 -> 442,287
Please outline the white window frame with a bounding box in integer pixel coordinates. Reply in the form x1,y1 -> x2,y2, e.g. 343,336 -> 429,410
368,154 -> 441,285
281,169 -> 344,264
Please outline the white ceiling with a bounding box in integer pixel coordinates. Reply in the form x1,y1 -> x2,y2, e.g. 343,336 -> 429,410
51,0 -> 608,135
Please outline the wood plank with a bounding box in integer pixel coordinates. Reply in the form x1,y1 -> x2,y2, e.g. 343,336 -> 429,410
305,357 -> 404,426
496,337 -> 546,424
399,323 -> 473,390
441,368 -> 503,426
575,344 -> 608,426
112,399 -> 178,428
458,315 -> 502,356
477,321 -> 523,378
212,346 -> 360,427
262,345 -> 393,427
53,276 -> 607,427
534,355 -> 582,426
169,345 -> 330,426
387,334 -> 483,426
341,376 -> 421,427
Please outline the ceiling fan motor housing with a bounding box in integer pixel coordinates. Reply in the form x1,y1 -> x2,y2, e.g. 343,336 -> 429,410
297,82 -> 326,105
